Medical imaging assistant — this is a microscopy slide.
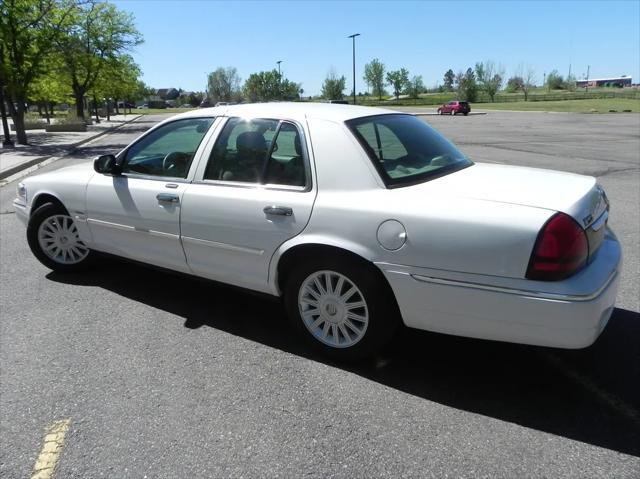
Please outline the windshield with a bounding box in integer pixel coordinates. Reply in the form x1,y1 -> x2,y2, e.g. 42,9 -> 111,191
346,114 -> 473,187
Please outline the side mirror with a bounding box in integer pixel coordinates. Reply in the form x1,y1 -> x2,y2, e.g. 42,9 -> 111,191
93,154 -> 121,175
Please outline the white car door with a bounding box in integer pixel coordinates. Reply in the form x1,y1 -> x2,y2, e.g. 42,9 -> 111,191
86,117 -> 216,272
180,117 -> 316,292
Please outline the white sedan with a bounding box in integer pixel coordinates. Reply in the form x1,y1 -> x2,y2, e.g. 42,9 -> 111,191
13,103 -> 621,360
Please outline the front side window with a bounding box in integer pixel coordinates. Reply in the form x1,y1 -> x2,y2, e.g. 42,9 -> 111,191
204,117 -> 307,187
122,118 -> 214,178
346,114 -> 472,187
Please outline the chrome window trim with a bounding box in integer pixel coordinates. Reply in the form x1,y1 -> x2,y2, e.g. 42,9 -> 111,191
119,172 -> 192,183
192,178 -> 307,193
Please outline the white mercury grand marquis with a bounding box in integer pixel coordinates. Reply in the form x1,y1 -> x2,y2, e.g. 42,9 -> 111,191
13,103 -> 621,360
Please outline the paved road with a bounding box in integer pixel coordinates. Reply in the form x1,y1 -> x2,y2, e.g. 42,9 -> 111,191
1,113 -> 639,478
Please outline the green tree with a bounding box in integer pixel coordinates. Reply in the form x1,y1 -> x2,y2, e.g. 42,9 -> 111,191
207,67 -> 241,103
443,69 -> 455,92
546,70 -> 564,90
55,1 -> 142,119
27,64 -> 69,123
475,61 -> 504,102
321,69 -> 346,100
0,0 -> 77,144
363,58 -> 385,100
505,75 -> 524,93
386,68 -> 409,100
243,69 -> 300,102
456,68 -> 478,102
92,54 -> 140,115
406,75 -> 424,99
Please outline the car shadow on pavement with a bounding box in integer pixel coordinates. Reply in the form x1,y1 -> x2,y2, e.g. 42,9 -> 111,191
47,259 -> 640,458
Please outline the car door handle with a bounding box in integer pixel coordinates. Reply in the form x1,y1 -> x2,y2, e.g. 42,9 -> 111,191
263,205 -> 293,216
157,193 -> 179,203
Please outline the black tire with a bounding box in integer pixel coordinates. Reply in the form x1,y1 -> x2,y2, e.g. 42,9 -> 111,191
437,109 -> 442,115
451,109 -> 455,115
284,253 -> 399,361
463,112 -> 469,116
27,202 -> 94,273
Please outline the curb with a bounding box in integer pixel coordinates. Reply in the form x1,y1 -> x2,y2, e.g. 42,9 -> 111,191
0,114 -> 142,180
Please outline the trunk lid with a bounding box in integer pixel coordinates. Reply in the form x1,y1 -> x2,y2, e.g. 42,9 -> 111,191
423,163 -> 607,229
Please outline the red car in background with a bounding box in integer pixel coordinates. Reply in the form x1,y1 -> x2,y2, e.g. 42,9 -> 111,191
438,101 -> 470,115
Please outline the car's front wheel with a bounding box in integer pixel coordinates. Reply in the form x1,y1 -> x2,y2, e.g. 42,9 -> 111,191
27,202 -> 94,272
284,255 -> 399,361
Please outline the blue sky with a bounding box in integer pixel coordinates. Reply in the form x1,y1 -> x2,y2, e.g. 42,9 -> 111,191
112,0 -> 640,95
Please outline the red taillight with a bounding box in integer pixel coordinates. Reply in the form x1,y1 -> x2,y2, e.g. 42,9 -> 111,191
526,212 -> 588,281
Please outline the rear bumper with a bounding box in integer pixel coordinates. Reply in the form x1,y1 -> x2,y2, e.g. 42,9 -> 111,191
377,234 -> 622,349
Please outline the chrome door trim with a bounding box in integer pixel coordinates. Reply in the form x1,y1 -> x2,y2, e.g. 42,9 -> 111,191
410,270 -> 618,302
87,218 -> 179,239
181,235 -> 265,256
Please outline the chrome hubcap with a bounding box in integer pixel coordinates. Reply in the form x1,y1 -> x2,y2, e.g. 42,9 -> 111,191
298,270 -> 369,348
37,214 -> 89,265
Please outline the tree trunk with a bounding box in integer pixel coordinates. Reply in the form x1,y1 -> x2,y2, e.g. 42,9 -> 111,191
73,85 -> 85,119
114,100 -> 120,115
7,98 -> 27,145
44,102 -> 51,124
0,84 -> 15,147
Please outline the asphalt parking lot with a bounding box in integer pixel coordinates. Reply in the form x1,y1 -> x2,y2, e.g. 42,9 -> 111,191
1,111 -> 639,478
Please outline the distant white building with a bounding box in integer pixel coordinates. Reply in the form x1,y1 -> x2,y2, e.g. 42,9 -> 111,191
575,76 -> 632,88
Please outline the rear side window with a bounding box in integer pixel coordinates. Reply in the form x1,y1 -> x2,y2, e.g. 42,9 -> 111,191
204,117 -> 307,187
346,114 -> 472,187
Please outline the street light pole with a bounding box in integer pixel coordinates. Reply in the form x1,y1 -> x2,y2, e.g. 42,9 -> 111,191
276,60 -> 283,100
348,33 -> 360,105
585,65 -> 590,92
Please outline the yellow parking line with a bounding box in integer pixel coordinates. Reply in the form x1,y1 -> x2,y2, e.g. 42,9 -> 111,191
31,419 -> 71,479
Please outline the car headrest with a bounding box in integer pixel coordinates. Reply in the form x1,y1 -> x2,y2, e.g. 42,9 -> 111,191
236,131 -> 266,153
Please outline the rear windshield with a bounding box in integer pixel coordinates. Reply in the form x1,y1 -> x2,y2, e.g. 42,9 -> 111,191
346,114 -> 472,187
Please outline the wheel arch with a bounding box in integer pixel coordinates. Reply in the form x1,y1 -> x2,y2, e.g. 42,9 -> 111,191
273,240 -> 400,315
30,192 -> 68,217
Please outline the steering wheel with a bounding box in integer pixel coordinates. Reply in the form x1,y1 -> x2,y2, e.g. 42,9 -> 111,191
162,151 -> 190,177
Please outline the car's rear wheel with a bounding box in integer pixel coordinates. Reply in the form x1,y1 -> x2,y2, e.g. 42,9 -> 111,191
284,255 -> 399,361
27,202 -> 94,272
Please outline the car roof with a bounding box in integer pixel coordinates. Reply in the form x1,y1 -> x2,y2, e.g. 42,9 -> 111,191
170,102 -> 401,123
